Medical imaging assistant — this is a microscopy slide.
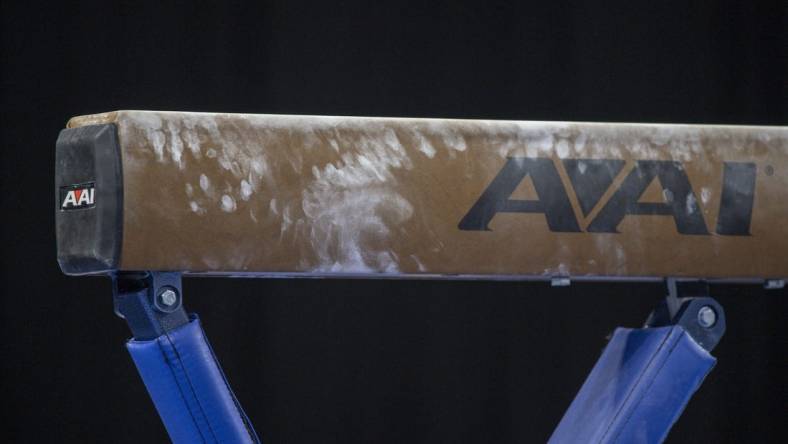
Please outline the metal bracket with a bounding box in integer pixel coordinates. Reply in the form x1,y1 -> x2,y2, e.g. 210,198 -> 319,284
645,279 -> 726,351
550,278 -> 727,443
112,271 -> 189,340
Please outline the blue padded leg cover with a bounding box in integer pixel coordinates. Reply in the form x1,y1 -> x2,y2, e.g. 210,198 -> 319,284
127,315 -> 260,444
550,326 -> 715,444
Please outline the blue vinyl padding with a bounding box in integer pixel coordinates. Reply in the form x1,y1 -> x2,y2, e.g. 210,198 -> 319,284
550,326 -> 716,444
127,315 -> 260,444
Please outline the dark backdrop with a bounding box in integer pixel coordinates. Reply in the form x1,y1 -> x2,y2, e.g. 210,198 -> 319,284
1,1 -> 786,443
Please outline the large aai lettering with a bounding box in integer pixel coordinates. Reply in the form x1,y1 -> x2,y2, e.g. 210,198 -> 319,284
459,158 -> 756,235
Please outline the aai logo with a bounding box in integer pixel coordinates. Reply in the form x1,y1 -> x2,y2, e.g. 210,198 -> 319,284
459,159 -> 757,236
60,183 -> 95,210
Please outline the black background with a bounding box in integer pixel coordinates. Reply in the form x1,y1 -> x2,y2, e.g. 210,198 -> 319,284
1,1 -> 786,443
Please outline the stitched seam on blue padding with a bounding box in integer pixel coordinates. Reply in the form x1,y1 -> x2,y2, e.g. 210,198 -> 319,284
165,330 -> 220,443
601,329 -> 672,443
198,322 -> 260,443
615,329 -> 692,443
608,328 -> 682,443
156,338 -> 208,444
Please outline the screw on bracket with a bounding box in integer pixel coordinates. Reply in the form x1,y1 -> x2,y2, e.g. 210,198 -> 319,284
113,272 -> 188,340
155,287 -> 181,313
696,305 -> 717,328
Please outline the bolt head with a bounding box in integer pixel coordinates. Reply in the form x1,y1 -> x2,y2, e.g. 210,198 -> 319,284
160,289 -> 178,307
697,305 -> 717,328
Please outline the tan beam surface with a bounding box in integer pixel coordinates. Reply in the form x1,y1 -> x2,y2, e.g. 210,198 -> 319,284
68,111 -> 788,279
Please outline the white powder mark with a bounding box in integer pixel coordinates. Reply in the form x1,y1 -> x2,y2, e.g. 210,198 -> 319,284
281,205 -> 292,234
166,121 -> 184,168
189,201 -> 206,215
240,180 -> 253,200
150,130 -> 166,161
217,146 -> 243,177
410,255 -> 427,272
668,131 -> 702,162
183,128 -> 201,158
128,111 -> 167,161
269,198 -> 278,215
578,161 -> 587,174
185,183 -> 193,197
202,256 -> 220,269
574,132 -> 587,152
556,140 -> 570,158
251,157 -> 268,176
199,174 -> 211,191
415,133 -> 436,158
249,208 -> 258,223
133,112 -> 163,130
522,128 -> 555,153
616,247 -> 626,265
440,130 -> 467,152
356,154 -> 387,182
632,141 -> 650,156
543,263 -> 570,276
220,195 -> 236,212
377,252 -> 399,272
230,161 -> 243,177
662,189 -> 674,203
302,127 -> 414,272
329,139 -> 340,152
218,153 -> 231,171
700,187 -> 711,204
130,113 -> 274,218
686,193 -> 697,215
649,127 -> 673,146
